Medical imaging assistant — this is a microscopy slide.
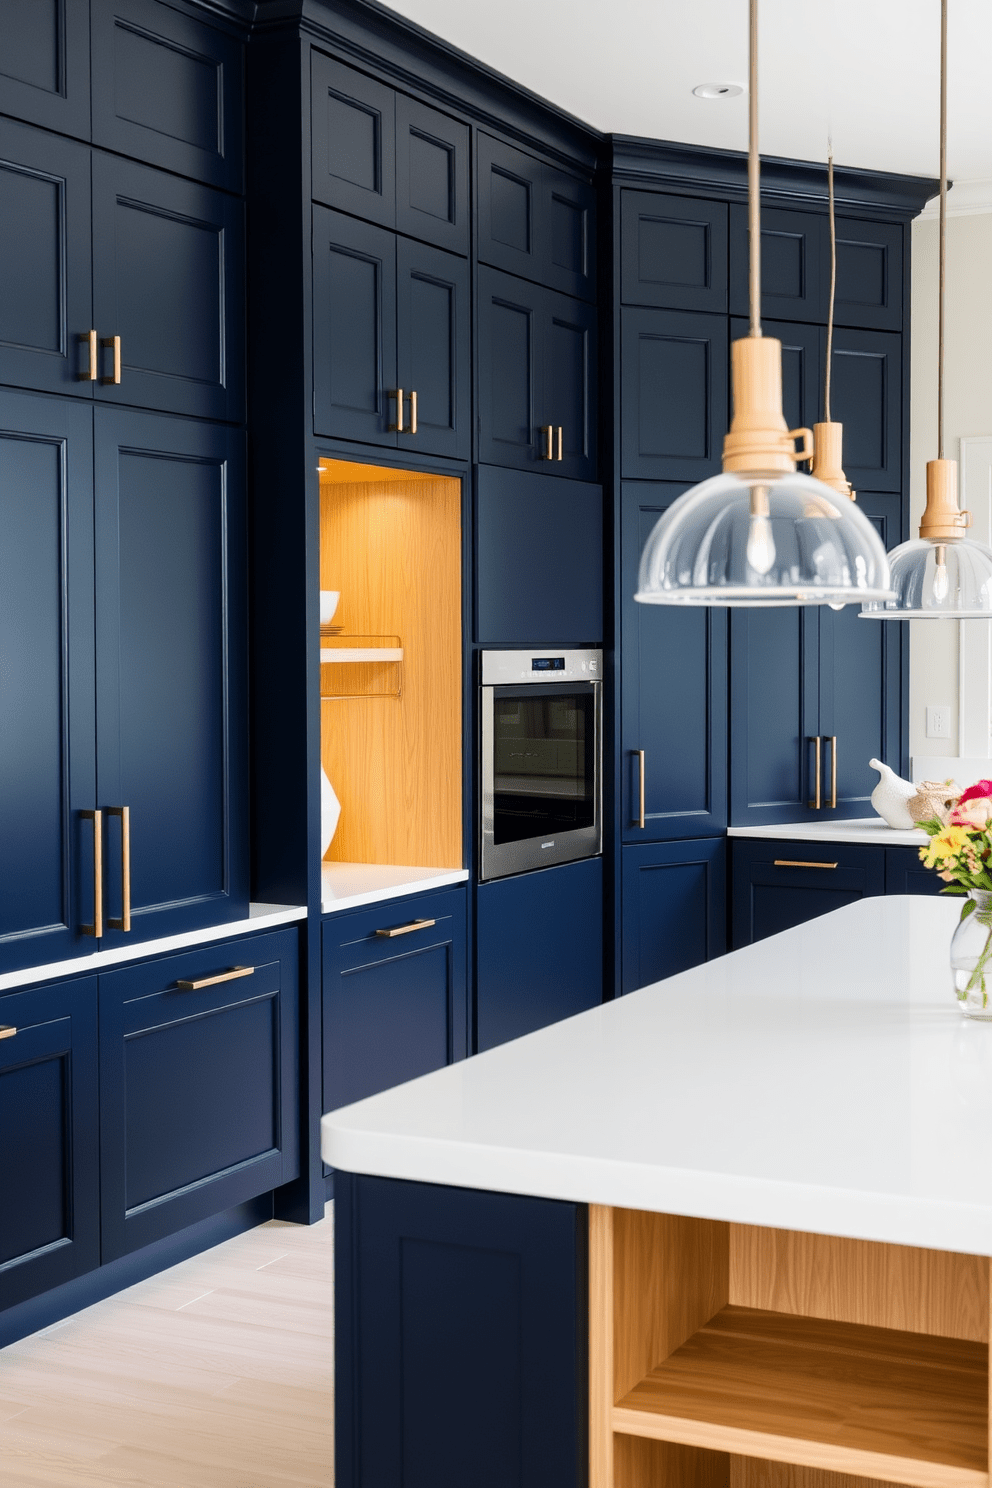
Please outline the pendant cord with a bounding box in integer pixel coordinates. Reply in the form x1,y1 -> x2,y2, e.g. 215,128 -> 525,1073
749,0 -> 761,337
824,150 -> 835,422
937,0 -> 947,460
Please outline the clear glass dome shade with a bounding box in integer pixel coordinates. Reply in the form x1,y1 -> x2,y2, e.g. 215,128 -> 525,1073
860,537 -> 992,619
635,469 -> 896,607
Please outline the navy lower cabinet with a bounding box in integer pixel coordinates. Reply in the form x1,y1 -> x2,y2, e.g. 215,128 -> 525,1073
322,888 -> 468,1116
476,858 -> 602,1052
335,1172 -> 586,1488
731,839 -> 885,948
621,839 -> 726,994
98,929 -> 299,1261
0,976 -> 100,1312
886,846 -> 944,895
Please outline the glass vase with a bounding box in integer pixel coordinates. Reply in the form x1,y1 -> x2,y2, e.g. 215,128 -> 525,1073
949,889 -> 992,1019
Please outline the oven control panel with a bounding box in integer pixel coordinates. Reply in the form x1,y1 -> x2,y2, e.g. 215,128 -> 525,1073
480,649 -> 602,685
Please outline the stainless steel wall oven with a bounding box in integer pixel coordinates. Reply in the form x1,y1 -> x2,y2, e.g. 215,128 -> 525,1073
480,649 -> 602,881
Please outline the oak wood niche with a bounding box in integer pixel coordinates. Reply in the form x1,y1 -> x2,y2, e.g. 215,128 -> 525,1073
590,1206 -> 991,1488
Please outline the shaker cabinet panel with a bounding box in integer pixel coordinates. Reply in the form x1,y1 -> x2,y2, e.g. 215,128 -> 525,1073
477,132 -> 595,300
312,206 -> 397,445
621,838 -> 726,994
542,160 -> 596,301
730,205 -> 825,323
395,93 -> 469,256
396,237 -> 470,459
621,306 -> 727,481
729,606 -> 819,826
886,846 -> 943,896
828,327 -> 902,493
834,216 -> 904,332
311,51 -> 396,227
0,0 -> 90,140
731,839 -> 885,948
621,190 -> 728,312
543,286 -> 597,480
0,120 -> 93,396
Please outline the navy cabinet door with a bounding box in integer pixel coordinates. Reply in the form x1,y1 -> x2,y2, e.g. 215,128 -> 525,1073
94,409 -> 248,946
475,466 -> 603,644
313,205 -> 397,445
90,0 -> 243,192
542,159 -> 596,302
476,858 -> 602,1052
621,838 -> 726,994
477,132 -> 595,300
321,887 -> 468,1116
886,846 -> 943,895
834,217 -> 904,331
396,238 -> 470,459
827,327 -> 902,493
0,120 -> 93,396
335,1173 -> 586,1488
621,482 -> 727,840
91,153 -> 245,421
729,606 -> 820,826
0,976 -> 100,1311
311,51 -> 396,227
0,0 -> 90,139
620,307 -> 728,481
0,391 -> 96,976
730,205 -> 825,323
731,317 -> 822,438
477,265 -> 540,471
731,839 -> 885,947
99,930 -> 299,1259
544,285 -> 598,481
621,190 -> 728,312
395,94 -> 469,256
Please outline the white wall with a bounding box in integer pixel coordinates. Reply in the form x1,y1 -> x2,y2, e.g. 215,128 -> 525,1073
908,193 -> 992,767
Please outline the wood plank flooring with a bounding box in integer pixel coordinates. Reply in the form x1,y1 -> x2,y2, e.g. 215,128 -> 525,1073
0,1203 -> 335,1486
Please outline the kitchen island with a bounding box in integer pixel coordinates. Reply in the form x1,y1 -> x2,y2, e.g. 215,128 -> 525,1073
323,896 -> 992,1488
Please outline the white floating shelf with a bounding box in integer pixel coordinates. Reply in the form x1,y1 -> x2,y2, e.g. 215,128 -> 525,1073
320,647 -> 404,664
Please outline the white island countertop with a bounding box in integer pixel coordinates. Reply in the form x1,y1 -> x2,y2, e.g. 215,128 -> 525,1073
322,895 -> 992,1256
727,817 -> 928,847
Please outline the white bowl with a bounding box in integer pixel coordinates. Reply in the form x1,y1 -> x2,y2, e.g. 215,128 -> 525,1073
319,590 -> 339,626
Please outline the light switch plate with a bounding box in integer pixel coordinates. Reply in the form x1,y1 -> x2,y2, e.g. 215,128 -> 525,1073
927,705 -> 951,740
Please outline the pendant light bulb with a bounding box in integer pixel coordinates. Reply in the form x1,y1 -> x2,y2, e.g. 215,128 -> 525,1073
746,488 -> 776,574
932,546 -> 950,603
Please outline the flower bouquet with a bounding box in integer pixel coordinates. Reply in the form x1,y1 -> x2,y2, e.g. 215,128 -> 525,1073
918,779 -> 992,1016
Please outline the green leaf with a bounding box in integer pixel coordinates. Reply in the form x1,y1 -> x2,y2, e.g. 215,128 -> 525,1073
960,896 -> 978,922
941,884 -> 968,896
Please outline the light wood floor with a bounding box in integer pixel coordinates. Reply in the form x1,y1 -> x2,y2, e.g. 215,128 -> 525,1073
0,1203 -> 335,1486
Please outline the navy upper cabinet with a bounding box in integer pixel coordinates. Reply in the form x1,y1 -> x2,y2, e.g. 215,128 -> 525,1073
828,326 -> 902,492
90,0 -> 243,192
478,266 -> 597,480
833,217 -> 904,331
94,408 -> 248,946
621,190 -> 728,312
311,52 -> 469,255
621,483 -> 727,840
621,838 -> 726,994
621,307 -> 727,481
92,154 -> 245,421
477,132 -> 596,300
0,0 -> 90,139
0,119 -> 92,396
396,237 -> 471,458
730,205 -> 824,323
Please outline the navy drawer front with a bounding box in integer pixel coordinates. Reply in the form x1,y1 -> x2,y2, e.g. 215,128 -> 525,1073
324,886 -> 466,968
731,839 -> 885,948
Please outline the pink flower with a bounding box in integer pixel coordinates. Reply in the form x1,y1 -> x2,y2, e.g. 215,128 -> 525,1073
950,796 -> 992,828
939,870 -> 955,881
958,779 -> 992,805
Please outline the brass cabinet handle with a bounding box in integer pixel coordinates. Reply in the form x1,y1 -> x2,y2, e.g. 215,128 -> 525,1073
808,735 -> 822,810
177,965 -> 255,991
389,387 -> 404,432
828,735 -> 838,808
635,749 -> 646,829
0,1026 -> 16,1040
106,806 -> 131,932
409,389 -> 418,434
101,334 -> 121,385
80,808 -> 103,938
375,918 -> 436,939
774,859 -> 839,870
539,424 -> 553,459
556,425 -> 563,461
81,329 -> 98,381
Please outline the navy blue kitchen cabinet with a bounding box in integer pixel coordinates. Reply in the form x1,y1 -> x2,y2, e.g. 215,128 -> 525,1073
731,838 -> 886,947
620,306 -> 728,482
99,929 -> 299,1260
621,482 -> 727,840
833,216 -> 905,332
475,465 -> 603,644
0,0 -> 91,139
886,846 -> 944,895
829,327 -> 903,494
621,838 -> 726,994
477,131 -> 596,301
478,265 -> 597,480
310,51 -> 469,256
321,888 -> 468,1116
476,858 -> 602,1052
621,190 -> 728,312
313,206 -> 469,457
335,1172 -> 586,1488
730,205 -> 825,323
0,976 -> 100,1311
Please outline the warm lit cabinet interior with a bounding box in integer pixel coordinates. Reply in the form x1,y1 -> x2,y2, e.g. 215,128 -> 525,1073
318,459 -> 463,873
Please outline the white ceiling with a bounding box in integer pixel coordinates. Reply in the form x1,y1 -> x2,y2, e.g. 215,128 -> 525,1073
382,0 -> 992,187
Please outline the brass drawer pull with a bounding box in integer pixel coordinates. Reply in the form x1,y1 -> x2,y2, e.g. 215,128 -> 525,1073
0,1026 -> 16,1040
81,808 -> 103,938
539,424 -> 553,460
389,387 -> 404,432
375,918 -> 436,939
106,806 -> 131,932
635,749 -> 646,829
409,389 -> 418,434
773,860 -> 839,870
101,334 -> 121,385
81,329 -> 98,381
177,966 -> 255,991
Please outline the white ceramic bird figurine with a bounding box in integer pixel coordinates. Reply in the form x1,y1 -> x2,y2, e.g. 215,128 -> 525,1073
868,759 -> 917,830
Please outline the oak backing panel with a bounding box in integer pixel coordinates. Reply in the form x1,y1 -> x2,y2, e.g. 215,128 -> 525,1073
730,1225 -> 989,1344
731,1463 -> 907,1488
616,1435 -> 730,1488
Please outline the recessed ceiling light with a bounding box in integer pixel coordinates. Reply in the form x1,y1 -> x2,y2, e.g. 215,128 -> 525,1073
692,82 -> 745,99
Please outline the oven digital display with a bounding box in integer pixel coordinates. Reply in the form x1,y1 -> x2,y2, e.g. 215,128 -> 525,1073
532,657 -> 565,671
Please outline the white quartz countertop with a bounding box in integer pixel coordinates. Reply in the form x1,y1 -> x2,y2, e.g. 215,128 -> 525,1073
728,818 -> 928,847
321,862 -> 469,914
323,896 -> 992,1255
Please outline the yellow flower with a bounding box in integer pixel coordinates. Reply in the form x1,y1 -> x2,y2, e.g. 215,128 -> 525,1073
923,825 -> 970,868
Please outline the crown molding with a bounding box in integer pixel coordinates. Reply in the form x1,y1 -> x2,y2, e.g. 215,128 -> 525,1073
917,179 -> 992,219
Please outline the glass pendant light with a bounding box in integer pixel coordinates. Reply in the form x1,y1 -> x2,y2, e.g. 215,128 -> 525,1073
635,0 -> 894,609
861,0 -> 992,621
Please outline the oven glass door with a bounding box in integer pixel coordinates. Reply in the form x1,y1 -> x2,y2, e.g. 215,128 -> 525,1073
491,684 -> 597,845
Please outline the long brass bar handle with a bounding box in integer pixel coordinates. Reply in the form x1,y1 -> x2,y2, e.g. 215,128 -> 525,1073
409,389 -> 418,435
106,806 -> 131,932
177,966 -> 255,991
828,735 -> 838,809
80,809 -> 103,938
375,918 -> 436,939
0,1026 -> 16,1040
773,860 -> 839,870
539,424 -> 553,460
635,749 -> 646,828
808,736 -> 822,810
81,329 -> 98,381
556,425 -> 563,461
388,388 -> 405,432
101,335 -> 121,385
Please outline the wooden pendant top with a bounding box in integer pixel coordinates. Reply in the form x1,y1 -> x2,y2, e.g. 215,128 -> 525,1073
920,458 -> 972,542
810,421 -> 855,501
722,337 -> 813,477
